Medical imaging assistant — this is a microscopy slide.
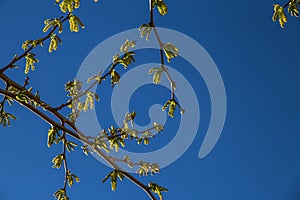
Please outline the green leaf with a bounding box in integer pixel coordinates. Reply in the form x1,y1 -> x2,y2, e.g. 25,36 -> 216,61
148,182 -> 168,200
49,34 -> 62,53
153,122 -> 164,132
43,18 -> 63,33
288,0 -> 299,17
47,126 -> 61,147
162,43 -> 179,62
114,51 -> 136,69
81,145 -> 89,156
56,0 -> 80,13
153,0 -> 168,16
162,99 -> 177,118
94,132 -> 110,153
110,70 -> 120,87
148,67 -> 163,84
102,170 -> 124,191
65,140 -> 78,152
65,79 -> 82,97
120,39 -> 136,53
82,92 -> 98,112
25,53 -> 39,74
0,110 -> 16,127
52,154 -> 64,169
138,23 -> 152,41
137,162 -> 160,176
124,111 -> 136,127
87,71 -> 102,84
272,4 -> 288,28
67,170 -> 80,187
22,39 -> 44,50
54,188 -> 69,200
69,14 -> 85,32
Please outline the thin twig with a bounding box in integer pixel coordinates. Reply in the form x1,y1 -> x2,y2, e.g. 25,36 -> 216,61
62,131 -> 69,191
55,62 -> 119,111
283,0 -> 292,8
0,14 -> 70,73
0,88 -> 157,200
149,0 -> 176,100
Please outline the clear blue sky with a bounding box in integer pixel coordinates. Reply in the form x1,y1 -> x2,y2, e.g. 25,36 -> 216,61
1,0 -> 300,200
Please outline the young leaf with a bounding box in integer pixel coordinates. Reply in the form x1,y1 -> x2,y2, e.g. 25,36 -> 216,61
81,145 -> 89,156
67,170 -> 80,187
65,140 -> 78,152
54,188 -> 69,200
153,0 -> 168,16
120,39 -> 136,53
148,67 -> 163,84
124,111 -> 136,127
25,53 -> 39,74
114,52 -> 136,69
102,170 -> 124,191
49,34 -> 62,53
110,70 -> 120,87
153,122 -> 164,132
0,110 -> 16,127
69,14 -> 85,32
43,18 -> 63,33
139,23 -> 152,41
162,43 -> 179,62
56,0 -> 80,13
47,126 -> 60,147
83,92 -> 97,111
162,99 -> 177,118
148,182 -> 168,200
52,154 -> 64,169
272,4 -> 288,28
288,0 -> 299,17
22,39 -> 44,50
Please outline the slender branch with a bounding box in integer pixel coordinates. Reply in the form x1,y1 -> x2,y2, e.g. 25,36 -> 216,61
109,156 -> 141,166
23,76 -> 30,88
0,89 -> 80,139
0,14 -> 70,73
0,2 -> 165,199
55,62 -> 119,111
62,131 -> 69,191
283,0 -> 292,8
149,0 -> 176,100
0,72 -> 81,136
0,88 -> 157,200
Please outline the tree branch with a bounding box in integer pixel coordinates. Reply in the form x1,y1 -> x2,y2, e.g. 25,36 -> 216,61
0,14 -> 70,73
0,88 -> 157,200
149,0 -> 176,100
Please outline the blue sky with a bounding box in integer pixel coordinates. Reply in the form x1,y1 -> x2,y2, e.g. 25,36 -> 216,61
1,0 -> 300,200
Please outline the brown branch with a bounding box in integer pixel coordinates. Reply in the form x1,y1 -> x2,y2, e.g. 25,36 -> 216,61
0,14 -> 70,73
0,88 -> 157,200
0,72 -> 81,136
23,76 -> 30,88
0,89 -> 80,139
62,131 -> 69,191
0,3 -> 163,199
